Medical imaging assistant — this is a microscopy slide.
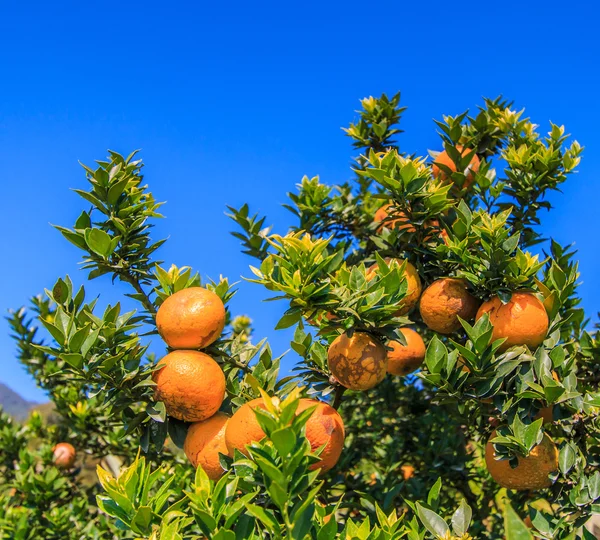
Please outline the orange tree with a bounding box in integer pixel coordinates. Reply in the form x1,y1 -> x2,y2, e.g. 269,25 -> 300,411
2,94 -> 600,539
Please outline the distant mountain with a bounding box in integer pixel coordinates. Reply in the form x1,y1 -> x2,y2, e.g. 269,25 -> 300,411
0,382 -> 38,421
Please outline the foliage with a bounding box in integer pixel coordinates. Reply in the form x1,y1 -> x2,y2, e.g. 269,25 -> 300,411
2,92 -> 599,539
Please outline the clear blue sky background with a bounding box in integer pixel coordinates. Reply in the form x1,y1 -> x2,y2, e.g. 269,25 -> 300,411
1,1 -> 598,402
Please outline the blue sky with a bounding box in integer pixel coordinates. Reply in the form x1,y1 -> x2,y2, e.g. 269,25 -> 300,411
1,1 -> 598,401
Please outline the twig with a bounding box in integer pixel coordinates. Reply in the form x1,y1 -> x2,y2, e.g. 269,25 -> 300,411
120,272 -> 157,317
332,386 -> 346,410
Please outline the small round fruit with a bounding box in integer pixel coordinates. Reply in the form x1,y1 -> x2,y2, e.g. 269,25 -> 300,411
153,350 -> 225,422
419,278 -> 479,334
476,291 -> 549,352
400,464 -> 415,480
225,398 -> 345,473
432,146 -> 480,188
156,287 -> 226,349
387,328 -> 426,376
184,412 -> 229,480
367,258 -> 422,315
53,442 -> 76,469
224,398 -> 268,456
297,399 -> 345,473
485,430 -> 558,490
373,204 -> 415,233
327,332 -> 387,391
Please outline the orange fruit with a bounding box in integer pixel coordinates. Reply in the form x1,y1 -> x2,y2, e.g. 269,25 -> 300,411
225,398 -> 345,473
373,204 -> 415,233
327,332 -> 388,391
419,278 -> 479,334
485,430 -> 558,490
156,287 -> 226,349
432,145 -> 480,188
374,206 -> 447,244
184,412 -> 229,480
52,442 -> 76,469
153,350 -> 225,422
367,258 -> 422,314
401,464 -> 415,480
536,406 -> 553,424
387,328 -> 426,376
224,398 -> 267,456
476,292 -> 549,352
297,399 -> 345,472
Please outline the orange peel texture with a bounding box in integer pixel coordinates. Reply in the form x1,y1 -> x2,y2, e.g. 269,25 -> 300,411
156,287 -> 226,349
387,328 -> 426,376
184,412 -> 229,480
419,278 -> 479,334
485,431 -> 558,490
327,332 -> 388,391
153,350 -> 225,422
476,291 -> 549,352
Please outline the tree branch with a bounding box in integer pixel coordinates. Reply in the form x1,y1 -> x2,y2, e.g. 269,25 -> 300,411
332,386 -> 346,410
119,273 -> 157,317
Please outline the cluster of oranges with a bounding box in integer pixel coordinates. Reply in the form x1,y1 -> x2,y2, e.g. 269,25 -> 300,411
154,287 -> 345,480
325,147 -> 557,491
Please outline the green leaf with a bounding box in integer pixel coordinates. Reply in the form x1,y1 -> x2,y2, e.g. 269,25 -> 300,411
253,456 -> 286,486
317,514 -> 337,540
291,503 -> 315,539
40,318 -> 65,345
60,353 -> 84,370
84,228 -> 114,258
504,504 -> 533,540
427,477 -> 442,508
167,418 -> 189,449
75,210 -> 91,229
212,530 -> 236,540
425,337 -> 447,375
131,506 -> 154,534
146,401 -> 167,423
275,310 -> 302,330
415,502 -> 449,538
451,499 -> 472,536
245,504 -> 280,535
269,428 -> 296,457
559,442 -> 576,475
52,277 -> 70,303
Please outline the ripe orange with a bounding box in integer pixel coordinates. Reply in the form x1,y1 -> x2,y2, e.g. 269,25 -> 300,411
373,204 -> 415,233
401,464 -> 415,480
327,332 -> 388,391
476,292 -> 549,352
419,278 -> 479,334
224,398 -> 267,456
153,350 -> 225,422
366,258 -> 422,315
374,206 -> 447,244
432,146 -> 480,188
53,442 -> 76,469
387,328 -> 426,376
225,398 -> 345,473
156,287 -> 226,349
485,430 -> 558,490
297,399 -> 345,472
184,412 -> 229,480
